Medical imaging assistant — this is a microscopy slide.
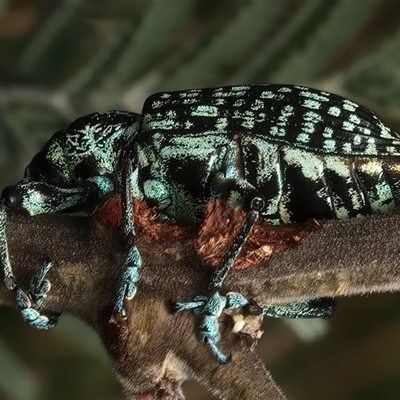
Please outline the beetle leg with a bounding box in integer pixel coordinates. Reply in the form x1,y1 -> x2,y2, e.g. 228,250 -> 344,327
175,197 -> 264,362
176,292 -> 249,364
177,294 -> 335,363
28,260 -> 55,309
208,196 -> 265,291
16,260 -> 61,329
113,147 -> 141,317
2,202 -> 59,329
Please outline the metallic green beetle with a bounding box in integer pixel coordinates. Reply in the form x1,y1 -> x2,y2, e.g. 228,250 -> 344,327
2,84 -> 399,363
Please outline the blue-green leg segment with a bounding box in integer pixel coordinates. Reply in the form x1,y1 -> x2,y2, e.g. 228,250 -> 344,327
175,197 -> 265,363
176,292 -> 250,363
113,148 -> 141,317
16,260 -> 61,329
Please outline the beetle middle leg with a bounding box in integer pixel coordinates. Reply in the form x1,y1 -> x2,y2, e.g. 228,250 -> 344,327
113,147 -> 141,317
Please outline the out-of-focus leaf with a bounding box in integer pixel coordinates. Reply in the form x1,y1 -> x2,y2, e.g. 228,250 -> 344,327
0,337 -> 38,400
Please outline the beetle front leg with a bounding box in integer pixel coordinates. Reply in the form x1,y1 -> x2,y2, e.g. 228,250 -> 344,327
113,148 -> 141,317
16,260 -> 61,329
0,215 -> 61,329
177,292 -> 251,363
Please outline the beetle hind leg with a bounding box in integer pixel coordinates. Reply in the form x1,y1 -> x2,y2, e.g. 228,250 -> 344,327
16,260 -> 61,329
175,197 -> 264,363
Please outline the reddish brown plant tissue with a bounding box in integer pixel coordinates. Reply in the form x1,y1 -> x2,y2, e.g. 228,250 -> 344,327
95,194 -> 322,271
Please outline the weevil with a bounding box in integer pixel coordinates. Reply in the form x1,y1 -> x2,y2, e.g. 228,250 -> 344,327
1,84 -> 399,363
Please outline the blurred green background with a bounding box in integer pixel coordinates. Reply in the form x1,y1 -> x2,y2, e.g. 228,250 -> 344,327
1,1 -> 400,399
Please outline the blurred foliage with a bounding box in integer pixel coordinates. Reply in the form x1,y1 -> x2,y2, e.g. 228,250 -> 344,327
1,1 -> 400,399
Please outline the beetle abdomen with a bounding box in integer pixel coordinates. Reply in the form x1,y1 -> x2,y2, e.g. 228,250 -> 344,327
243,139 -> 399,224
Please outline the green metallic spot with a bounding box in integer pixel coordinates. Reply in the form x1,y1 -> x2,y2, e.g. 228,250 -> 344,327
191,105 -> 219,117
303,99 -> 321,110
241,117 -> 255,130
302,122 -> 315,134
299,90 -> 329,102
342,142 -> 353,154
277,87 -> 292,93
353,135 -> 362,146
270,126 -> 285,137
322,127 -> 334,138
215,118 -> 228,130
323,140 -> 336,152
342,100 -> 357,112
365,138 -> 377,155
260,91 -> 275,99
349,114 -> 361,125
296,133 -> 311,143
233,99 -> 245,107
342,121 -> 355,132
328,106 -> 341,117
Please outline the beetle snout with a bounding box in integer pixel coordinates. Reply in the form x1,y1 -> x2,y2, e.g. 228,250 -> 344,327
1,184 -> 25,210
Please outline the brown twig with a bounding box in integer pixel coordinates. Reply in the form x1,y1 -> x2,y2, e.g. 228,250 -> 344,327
2,204 -> 400,399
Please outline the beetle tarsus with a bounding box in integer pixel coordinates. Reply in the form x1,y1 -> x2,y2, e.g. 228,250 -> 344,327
15,260 -> 61,330
113,260 -> 140,316
175,292 -> 249,362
